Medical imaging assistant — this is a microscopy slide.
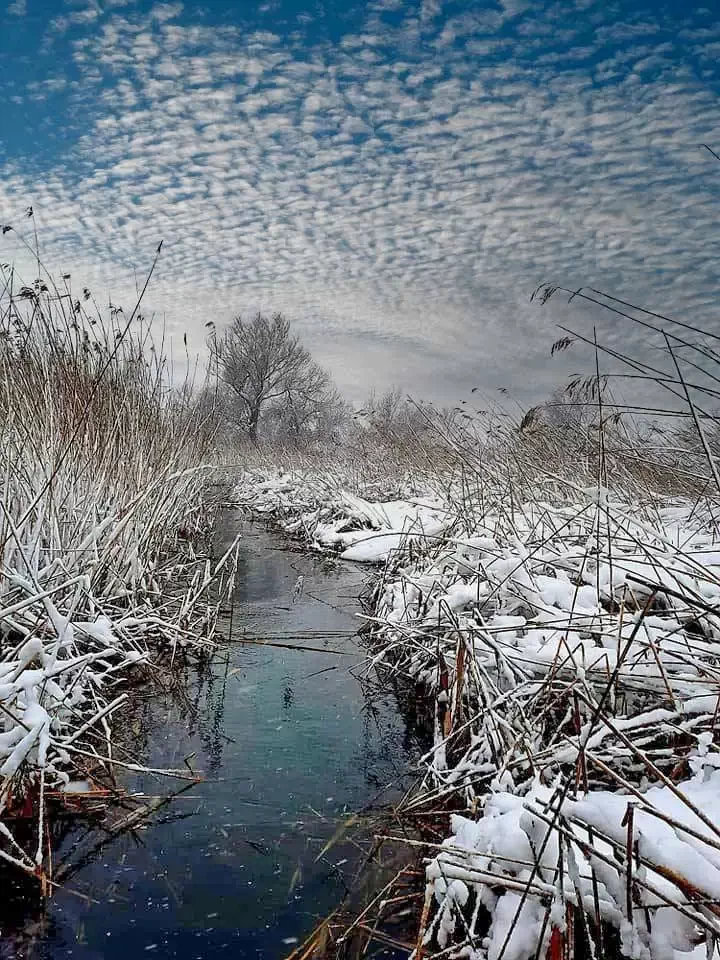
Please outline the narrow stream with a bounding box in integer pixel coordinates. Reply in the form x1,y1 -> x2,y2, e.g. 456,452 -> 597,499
4,515 -> 424,959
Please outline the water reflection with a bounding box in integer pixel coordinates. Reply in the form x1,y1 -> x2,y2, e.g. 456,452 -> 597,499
2,516 -> 426,959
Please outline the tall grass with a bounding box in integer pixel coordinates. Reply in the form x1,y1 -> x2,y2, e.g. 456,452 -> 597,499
236,291 -> 720,959
0,260 -> 235,885
364,294 -> 720,960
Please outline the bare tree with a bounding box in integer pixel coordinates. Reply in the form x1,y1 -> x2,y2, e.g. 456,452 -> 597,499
265,371 -> 349,445
280,371 -> 348,441
361,387 -> 430,441
212,312 -> 326,442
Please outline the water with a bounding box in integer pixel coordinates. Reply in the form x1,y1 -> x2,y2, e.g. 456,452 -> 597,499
3,516 -> 424,959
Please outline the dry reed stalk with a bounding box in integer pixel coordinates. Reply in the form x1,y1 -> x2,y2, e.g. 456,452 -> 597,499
0,247 -> 237,890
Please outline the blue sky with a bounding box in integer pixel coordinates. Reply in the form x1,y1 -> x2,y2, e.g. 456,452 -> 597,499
1,0 -> 719,403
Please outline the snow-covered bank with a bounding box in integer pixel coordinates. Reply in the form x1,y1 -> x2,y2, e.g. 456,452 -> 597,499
236,468 -> 720,960
0,271 -> 237,887
235,469 -> 449,562
0,501 -> 238,879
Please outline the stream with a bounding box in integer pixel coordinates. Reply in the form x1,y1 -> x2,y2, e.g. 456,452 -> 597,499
2,515 -> 424,959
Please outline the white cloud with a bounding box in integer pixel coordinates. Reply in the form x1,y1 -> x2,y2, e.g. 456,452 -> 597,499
1,2 -> 719,405
6,0 -> 26,15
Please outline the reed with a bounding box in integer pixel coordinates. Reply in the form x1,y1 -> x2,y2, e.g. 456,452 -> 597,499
239,295 -> 720,960
0,256 -> 236,887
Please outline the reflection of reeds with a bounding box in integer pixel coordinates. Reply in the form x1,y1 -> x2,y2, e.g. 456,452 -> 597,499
284,848 -> 427,959
0,250 -> 237,892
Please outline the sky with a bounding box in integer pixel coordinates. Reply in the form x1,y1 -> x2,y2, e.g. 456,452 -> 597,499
1,0 -> 719,405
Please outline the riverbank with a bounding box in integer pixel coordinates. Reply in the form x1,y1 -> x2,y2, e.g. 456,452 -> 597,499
0,269 -> 238,896
236,464 -> 720,960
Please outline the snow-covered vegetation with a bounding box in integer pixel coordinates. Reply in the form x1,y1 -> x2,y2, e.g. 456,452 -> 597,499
236,470 -> 448,562
384,490 -> 720,960
236,302 -> 720,960
0,262 -> 235,884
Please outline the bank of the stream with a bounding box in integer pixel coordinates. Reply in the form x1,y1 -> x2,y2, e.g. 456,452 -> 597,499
235,467 -> 720,960
2,515 -> 426,959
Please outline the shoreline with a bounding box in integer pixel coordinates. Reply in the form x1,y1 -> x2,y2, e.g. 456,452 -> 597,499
235,465 -> 720,960
0,478 -> 238,890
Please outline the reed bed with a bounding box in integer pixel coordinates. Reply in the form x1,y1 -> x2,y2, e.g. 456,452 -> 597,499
0,259 -> 237,890
241,294 -> 720,959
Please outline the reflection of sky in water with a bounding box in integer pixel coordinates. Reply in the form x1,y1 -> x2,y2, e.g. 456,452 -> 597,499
4,516 -> 424,959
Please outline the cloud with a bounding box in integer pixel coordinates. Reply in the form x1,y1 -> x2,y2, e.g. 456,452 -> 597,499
6,0 -> 26,15
1,0 -> 719,406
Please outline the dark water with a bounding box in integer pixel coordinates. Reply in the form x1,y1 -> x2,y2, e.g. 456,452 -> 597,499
4,517 -> 424,959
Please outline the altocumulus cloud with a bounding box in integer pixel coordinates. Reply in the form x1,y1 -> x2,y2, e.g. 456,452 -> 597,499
0,0 -> 719,403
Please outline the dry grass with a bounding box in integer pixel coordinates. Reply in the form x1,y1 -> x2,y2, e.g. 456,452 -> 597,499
238,289 -> 720,959
0,257 -> 237,888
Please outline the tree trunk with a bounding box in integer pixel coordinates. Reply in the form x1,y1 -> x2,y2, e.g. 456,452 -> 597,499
248,404 -> 260,442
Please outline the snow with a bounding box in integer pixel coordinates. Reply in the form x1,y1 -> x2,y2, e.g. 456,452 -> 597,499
237,470 -> 450,562
427,766 -> 720,960
61,780 -> 93,793
236,469 -> 720,959
0,511 -> 236,875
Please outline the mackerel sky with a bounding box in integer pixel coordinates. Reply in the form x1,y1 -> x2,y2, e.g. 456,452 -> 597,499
1,0 -> 719,404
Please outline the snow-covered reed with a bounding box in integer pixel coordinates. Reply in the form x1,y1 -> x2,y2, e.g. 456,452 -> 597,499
236,328 -> 720,959
372,291 -> 720,960
0,261 -> 234,885
370,482 -> 720,959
